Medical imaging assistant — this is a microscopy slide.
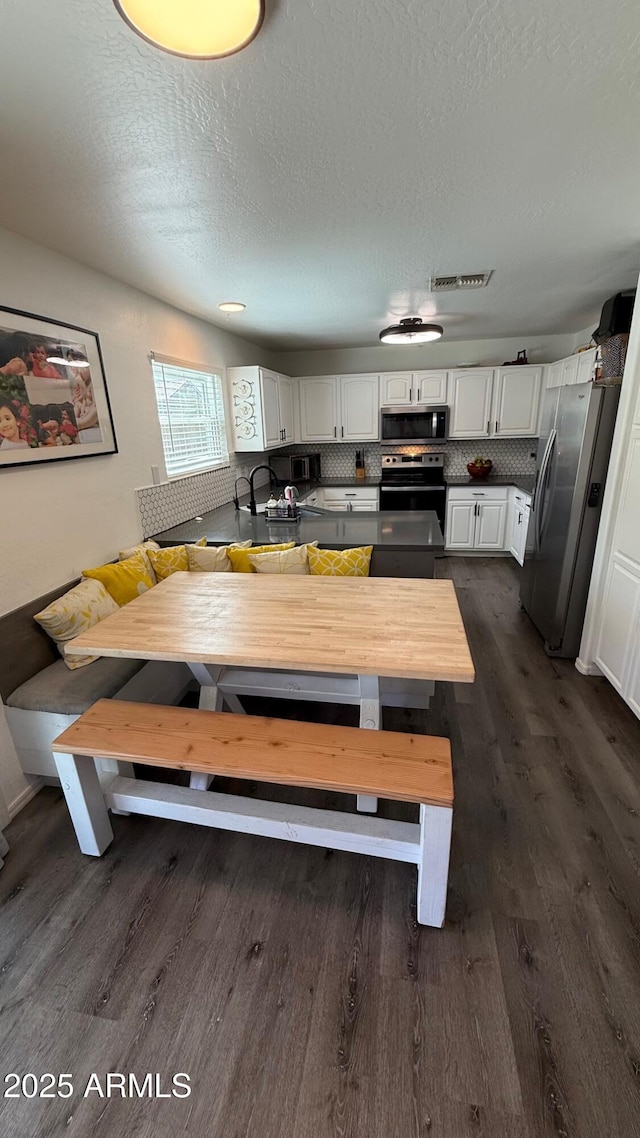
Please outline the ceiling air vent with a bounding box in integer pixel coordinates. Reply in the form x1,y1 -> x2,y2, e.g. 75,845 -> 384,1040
430,272 -> 493,292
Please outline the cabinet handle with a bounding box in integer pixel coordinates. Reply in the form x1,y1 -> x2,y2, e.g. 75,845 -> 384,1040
472,492 -> 485,496
495,420 -> 499,433
486,420 -> 490,434
410,388 -> 413,402
341,426 -> 344,437
334,426 -> 337,437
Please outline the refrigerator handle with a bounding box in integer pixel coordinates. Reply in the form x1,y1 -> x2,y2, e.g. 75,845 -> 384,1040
535,428 -> 557,550
531,429 -> 555,514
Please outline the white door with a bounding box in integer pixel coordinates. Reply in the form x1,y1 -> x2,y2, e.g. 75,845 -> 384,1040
277,375 -> 294,443
445,501 -> 476,549
299,377 -> 339,442
340,375 -> 380,441
261,369 -> 281,448
509,506 -> 527,565
475,502 -> 508,550
413,371 -> 448,405
546,361 -> 563,388
576,349 -> 596,385
493,367 -> 542,436
562,355 -> 579,386
448,370 -> 494,438
380,373 -> 412,405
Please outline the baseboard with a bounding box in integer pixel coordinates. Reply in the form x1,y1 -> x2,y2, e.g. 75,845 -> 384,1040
575,657 -> 603,677
9,777 -> 43,819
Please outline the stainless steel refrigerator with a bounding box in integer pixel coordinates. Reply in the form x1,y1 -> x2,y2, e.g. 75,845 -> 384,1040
520,381 -> 620,658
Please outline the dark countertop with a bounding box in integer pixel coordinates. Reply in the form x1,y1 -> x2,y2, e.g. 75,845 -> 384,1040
445,475 -> 535,495
150,501 -> 444,551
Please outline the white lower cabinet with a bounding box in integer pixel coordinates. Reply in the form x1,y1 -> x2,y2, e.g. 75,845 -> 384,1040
301,486 -> 379,512
508,489 -> 532,566
445,486 -> 509,551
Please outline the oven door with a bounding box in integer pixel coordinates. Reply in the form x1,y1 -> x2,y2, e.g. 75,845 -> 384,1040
379,485 -> 446,526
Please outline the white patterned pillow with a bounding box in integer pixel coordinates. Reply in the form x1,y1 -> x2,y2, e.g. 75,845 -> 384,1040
34,578 -> 119,670
187,540 -> 253,573
248,542 -> 318,575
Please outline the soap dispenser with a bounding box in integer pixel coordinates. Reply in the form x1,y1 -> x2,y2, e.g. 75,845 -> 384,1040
266,493 -> 278,519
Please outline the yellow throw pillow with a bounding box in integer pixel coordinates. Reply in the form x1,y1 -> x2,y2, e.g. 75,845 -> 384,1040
307,545 -> 373,577
118,540 -> 160,582
34,578 -> 119,669
148,538 -> 206,581
227,542 -> 295,573
187,540 -> 253,572
83,550 -> 155,605
248,542 -> 318,575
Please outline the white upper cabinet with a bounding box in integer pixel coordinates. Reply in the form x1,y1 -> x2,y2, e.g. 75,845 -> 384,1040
380,373 -> 412,405
414,371 -> 449,405
576,348 -> 596,385
380,371 -> 448,406
277,374 -> 294,443
299,375 -> 379,442
448,370 -> 494,438
492,366 -> 542,437
562,355 -> 579,386
339,374 -> 379,440
228,366 -> 295,451
546,361 -> 563,388
299,376 -> 339,442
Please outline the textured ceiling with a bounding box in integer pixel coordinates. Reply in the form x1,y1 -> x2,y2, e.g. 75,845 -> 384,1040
0,0 -> 639,349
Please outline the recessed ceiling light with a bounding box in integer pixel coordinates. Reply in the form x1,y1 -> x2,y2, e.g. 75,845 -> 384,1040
379,317 -> 443,345
113,0 -> 264,60
218,302 -> 246,313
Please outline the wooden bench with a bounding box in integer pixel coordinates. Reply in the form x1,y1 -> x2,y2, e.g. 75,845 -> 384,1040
51,699 -> 454,927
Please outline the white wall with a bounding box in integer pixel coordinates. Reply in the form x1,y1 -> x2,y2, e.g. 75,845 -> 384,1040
0,227 -> 278,815
0,227 -> 277,615
273,332 -> 578,377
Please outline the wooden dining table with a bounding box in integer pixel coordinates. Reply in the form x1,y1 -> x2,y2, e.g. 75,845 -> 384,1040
67,572 -> 474,810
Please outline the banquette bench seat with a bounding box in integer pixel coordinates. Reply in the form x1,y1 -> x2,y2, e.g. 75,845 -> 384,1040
2,579 -> 192,782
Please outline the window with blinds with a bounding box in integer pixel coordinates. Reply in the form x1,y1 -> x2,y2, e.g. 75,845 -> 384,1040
151,356 -> 229,478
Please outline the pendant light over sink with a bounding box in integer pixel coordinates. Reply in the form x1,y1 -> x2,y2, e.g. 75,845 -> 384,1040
113,0 -> 265,59
379,317 -> 443,345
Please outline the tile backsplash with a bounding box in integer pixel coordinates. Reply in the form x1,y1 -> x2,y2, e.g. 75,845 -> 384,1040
282,439 -> 538,480
137,440 -> 537,538
136,453 -> 270,539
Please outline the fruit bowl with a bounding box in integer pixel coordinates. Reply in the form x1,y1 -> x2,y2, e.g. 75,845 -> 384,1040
467,458 -> 493,480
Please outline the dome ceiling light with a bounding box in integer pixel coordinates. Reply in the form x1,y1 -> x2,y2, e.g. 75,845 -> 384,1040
379,317 -> 443,345
218,301 -> 246,313
113,0 -> 265,60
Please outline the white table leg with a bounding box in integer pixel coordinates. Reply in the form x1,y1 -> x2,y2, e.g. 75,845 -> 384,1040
54,752 -> 114,856
357,674 -> 380,813
416,803 -> 453,927
186,663 -> 223,789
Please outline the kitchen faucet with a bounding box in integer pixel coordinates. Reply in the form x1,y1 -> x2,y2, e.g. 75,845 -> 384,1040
247,464 -> 280,515
232,475 -> 251,510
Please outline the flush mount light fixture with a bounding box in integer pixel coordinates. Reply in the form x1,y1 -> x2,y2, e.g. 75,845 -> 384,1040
218,301 -> 246,313
379,317 -> 443,345
113,0 -> 265,60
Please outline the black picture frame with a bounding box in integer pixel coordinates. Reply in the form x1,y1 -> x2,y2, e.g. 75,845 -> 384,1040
0,305 -> 117,468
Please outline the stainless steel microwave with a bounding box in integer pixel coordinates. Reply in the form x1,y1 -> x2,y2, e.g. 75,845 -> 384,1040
380,405 -> 449,444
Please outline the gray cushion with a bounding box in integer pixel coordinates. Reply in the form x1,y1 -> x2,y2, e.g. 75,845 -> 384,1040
6,657 -> 145,715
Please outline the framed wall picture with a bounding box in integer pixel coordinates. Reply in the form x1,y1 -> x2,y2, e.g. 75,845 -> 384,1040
0,306 -> 117,468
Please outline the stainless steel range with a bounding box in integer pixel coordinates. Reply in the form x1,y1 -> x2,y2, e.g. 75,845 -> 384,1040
379,453 -> 446,530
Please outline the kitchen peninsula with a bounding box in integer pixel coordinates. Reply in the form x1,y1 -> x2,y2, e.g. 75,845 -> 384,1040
150,496 -> 444,578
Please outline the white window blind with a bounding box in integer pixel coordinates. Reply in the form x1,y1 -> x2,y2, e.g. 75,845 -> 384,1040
151,355 -> 229,478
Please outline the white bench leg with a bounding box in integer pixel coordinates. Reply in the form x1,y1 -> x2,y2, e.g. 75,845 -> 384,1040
357,675 -> 380,813
54,752 -> 114,856
416,803 -> 453,927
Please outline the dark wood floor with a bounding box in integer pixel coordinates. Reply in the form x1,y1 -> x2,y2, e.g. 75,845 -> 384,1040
2,557 -> 640,1138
